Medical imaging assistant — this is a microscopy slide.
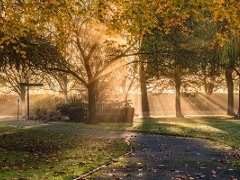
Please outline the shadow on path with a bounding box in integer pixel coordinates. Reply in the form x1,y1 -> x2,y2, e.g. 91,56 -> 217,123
90,134 -> 240,180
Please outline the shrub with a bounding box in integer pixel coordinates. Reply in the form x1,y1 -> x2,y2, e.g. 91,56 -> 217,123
56,96 -> 87,122
44,108 -> 64,122
31,95 -> 67,122
32,105 -> 63,122
32,95 -> 86,122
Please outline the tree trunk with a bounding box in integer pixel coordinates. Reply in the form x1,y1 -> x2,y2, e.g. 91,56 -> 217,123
203,68 -> 214,95
174,66 -> 183,117
20,86 -> 26,118
225,67 -> 235,116
139,63 -> 150,116
120,76 -> 128,101
121,75 -> 135,102
87,82 -> 97,124
21,98 -> 26,118
62,74 -> 68,103
237,83 -> 240,117
205,79 -> 214,95
62,91 -> 68,104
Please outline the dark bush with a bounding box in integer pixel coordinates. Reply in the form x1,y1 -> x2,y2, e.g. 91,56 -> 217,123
68,107 -> 86,122
56,96 -> 87,122
32,105 -> 64,122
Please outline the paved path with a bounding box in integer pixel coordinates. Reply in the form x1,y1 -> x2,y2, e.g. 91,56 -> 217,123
89,134 -> 240,180
1,120 -> 240,180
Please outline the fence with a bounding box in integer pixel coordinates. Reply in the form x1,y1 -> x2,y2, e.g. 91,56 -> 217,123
82,101 -> 134,122
96,103 -> 123,116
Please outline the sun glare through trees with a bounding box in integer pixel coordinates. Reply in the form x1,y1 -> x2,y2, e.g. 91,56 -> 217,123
0,0 -> 240,122
1,1 -> 240,179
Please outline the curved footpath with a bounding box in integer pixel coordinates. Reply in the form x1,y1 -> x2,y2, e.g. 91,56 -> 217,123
1,119 -> 240,180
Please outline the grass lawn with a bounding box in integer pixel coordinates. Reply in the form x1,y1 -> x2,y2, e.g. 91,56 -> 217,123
51,115 -> 240,148
0,124 -> 129,180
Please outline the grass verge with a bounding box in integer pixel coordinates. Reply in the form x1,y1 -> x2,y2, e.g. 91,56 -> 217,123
51,115 -> 240,148
0,124 -> 129,180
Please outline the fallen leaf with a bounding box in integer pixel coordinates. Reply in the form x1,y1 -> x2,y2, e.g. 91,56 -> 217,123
200,175 -> 206,178
212,174 -> 217,178
54,171 -> 66,175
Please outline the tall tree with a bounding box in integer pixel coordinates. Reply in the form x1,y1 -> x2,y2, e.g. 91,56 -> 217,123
0,66 -> 40,117
49,27 -> 134,123
0,32 -> 65,71
141,22 -> 204,117
44,72 -> 80,103
139,62 -> 150,116
24,1 -> 137,123
223,35 -> 240,116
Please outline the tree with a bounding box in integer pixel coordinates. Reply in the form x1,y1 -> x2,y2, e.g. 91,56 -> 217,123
0,28 -> 65,116
0,0 -> 64,70
141,22 -> 205,117
2,0 -> 240,121
139,62 -> 150,116
119,64 -> 137,102
49,27 -> 135,123
223,35 -> 240,116
2,0 -> 136,124
18,1 -> 137,124
43,72 -> 81,103
200,47 -> 224,95
0,66 -> 40,117
234,68 -> 240,117
0,32 -> 65,71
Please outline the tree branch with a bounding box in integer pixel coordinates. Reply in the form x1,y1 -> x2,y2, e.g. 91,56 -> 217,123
91,41 -> 138,83
234,67 -> 240,76
47,67 -> 88,87
76,37 -> 87,60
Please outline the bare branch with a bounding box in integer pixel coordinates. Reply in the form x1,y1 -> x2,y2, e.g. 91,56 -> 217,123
92,41 -> 138,83
47,67 -> 88,87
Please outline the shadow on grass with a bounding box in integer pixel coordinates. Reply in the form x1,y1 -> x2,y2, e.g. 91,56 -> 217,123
0,126 -> 83,179
133,116 -> 240,148
2,117 -> 240,179
202,116 -> 240,147
48,116 -> 240,148
88,116 -> 240,180
0,124 -> 129,180
51,116 -> 240,180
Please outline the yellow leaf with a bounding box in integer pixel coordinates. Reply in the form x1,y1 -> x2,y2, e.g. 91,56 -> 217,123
20,50 -> 26,55
20,43 -> 27,47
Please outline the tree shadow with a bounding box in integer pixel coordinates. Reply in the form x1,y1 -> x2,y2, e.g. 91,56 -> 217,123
89,116 -> 240,179
0,122 -> 131,180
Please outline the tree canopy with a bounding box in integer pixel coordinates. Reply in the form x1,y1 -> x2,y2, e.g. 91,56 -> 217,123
0,31 -> 65,70
1,0 -> 240,120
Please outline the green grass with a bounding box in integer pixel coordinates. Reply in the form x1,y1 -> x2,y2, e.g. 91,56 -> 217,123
51,115 -> 240,148
0,124 -> 129,180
